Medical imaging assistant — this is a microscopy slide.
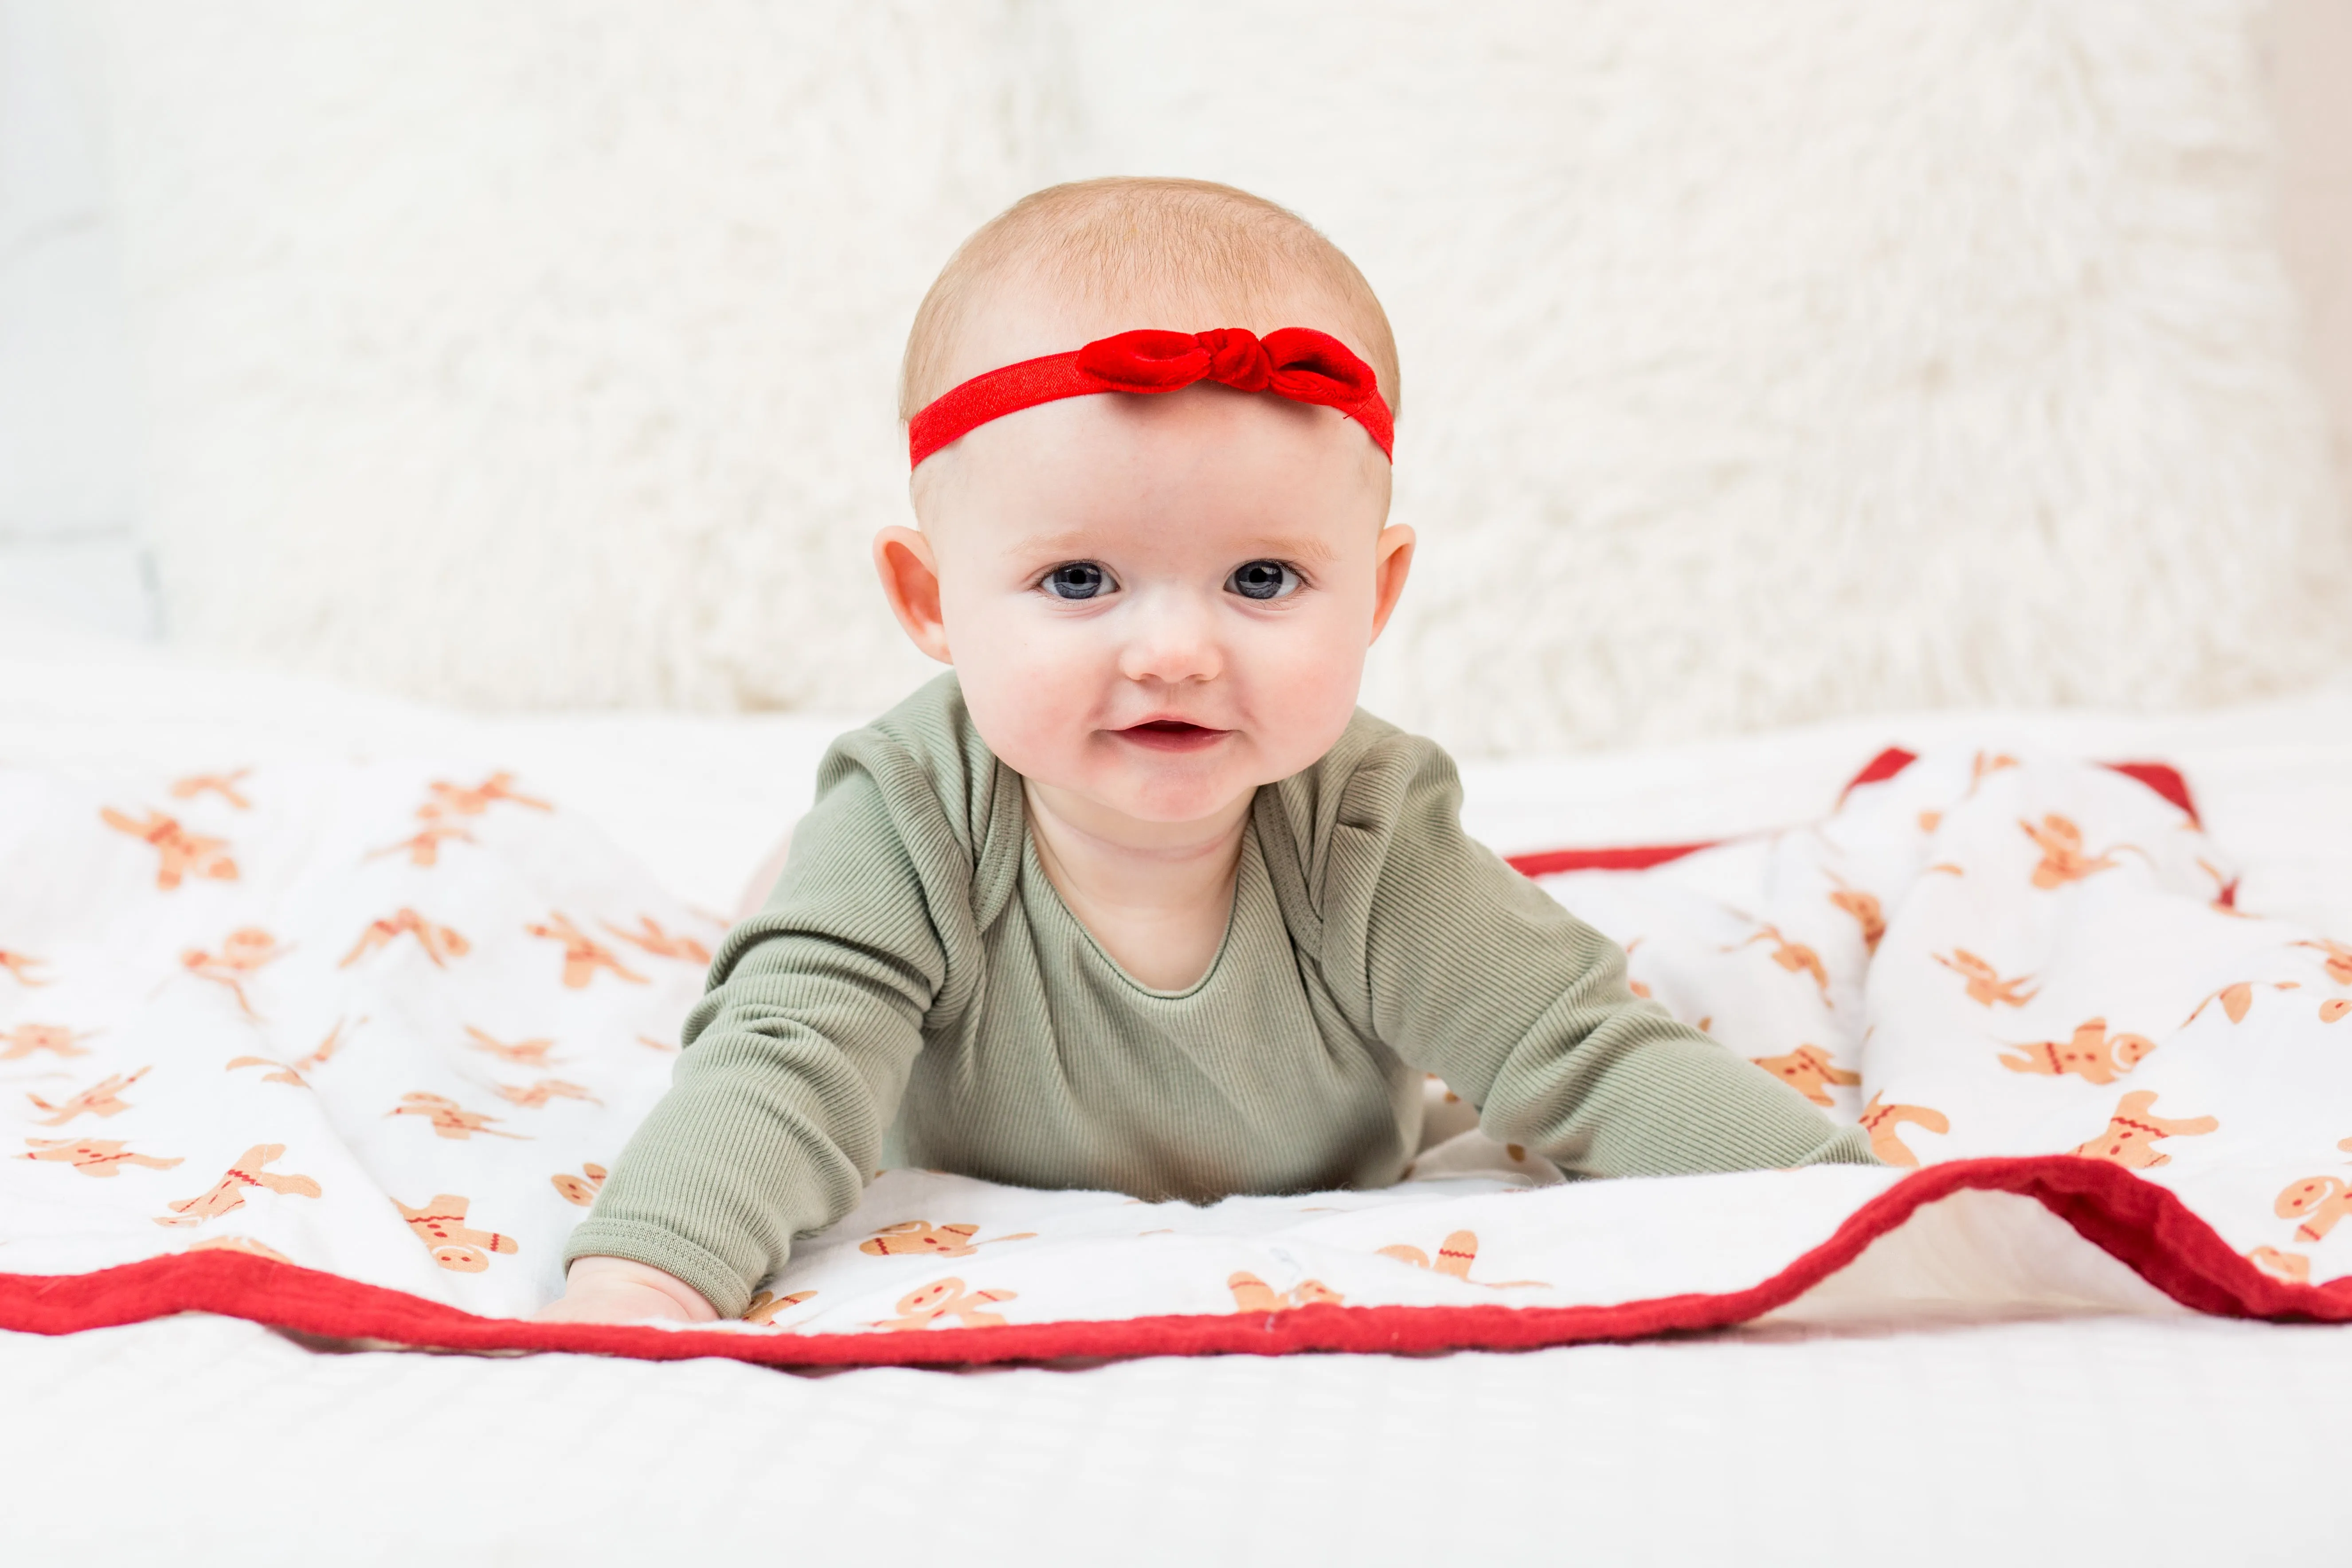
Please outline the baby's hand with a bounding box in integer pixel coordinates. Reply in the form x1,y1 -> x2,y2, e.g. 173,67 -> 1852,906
532,1255 -> 721,1325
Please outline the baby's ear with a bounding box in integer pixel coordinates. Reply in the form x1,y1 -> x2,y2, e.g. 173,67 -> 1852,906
1369,524 -> 1416,641
873,527 -> 952,664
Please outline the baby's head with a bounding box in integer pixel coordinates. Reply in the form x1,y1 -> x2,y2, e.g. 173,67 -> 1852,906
877,178 -> 1413,836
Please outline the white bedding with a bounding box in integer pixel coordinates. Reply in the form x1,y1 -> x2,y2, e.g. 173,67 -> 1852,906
6,635 -> 2352,1565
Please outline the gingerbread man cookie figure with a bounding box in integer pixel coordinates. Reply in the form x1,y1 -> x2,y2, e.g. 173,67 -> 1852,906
0,948 -> 51,987
420,771 -> 552,820
1377,1229 -> 1546,1289
25,1067 -> 151,1126
155,1144 -> 321,1226
463,1025 -> 560,1067
743,1289 -> 818,1326
23,1135 -> 182,1177
395,1194 -> 521,1271
340,909 -> 470,970
858,1220 -> 1037,1259
2275,1176 -> 2352,1244
169,770 -> 253,810
368,822 -> 476,868
1726,923 -> 1832,1003
493,1078 -> 601,1110
1821,870 -> 1886,956
1749,1045 -> 1861,1108
181,927 -> 292,1018
226,1055 -> 305,1086
550,1162 -> 609,1207
603,915 -> 713,967
525,913 -> 648,989
100,807 -> 239,891
1932,949 -> 2038,1009
1997,1018 -> 2156,1086
1858,1092 -> 1949,1169
2184,981 -> 2299,1027
389,1091 -> 529,1141
1226,1272 -> 1345,1314
186,1234 -> 295,1265
2246,1246 -> 2312,1286
2295,939 -> 2352,986
871,1277 -> 1018,1330
2019,813 -> 2138,890
293,1017 -> 360,1073
0,1023 -> 94,1061
2070,1091 -> 2219,1170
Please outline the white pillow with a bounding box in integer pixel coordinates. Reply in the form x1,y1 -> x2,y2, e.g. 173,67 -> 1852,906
96,0 -> 2352,753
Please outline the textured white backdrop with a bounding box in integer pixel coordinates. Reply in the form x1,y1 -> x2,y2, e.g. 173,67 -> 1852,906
88,0 -> 2352,754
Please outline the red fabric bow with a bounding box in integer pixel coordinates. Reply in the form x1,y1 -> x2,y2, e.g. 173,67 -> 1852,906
908,327 -> 1393,468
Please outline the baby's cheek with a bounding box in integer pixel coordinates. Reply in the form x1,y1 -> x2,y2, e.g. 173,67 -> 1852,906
1243,627 -> 1366,761
955,633 -> 1098,774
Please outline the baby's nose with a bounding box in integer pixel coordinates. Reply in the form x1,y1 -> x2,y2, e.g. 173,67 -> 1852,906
1115,588 -> 1224,685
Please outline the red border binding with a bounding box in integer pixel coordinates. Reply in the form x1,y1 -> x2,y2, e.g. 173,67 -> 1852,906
1507,747 -> 2203,879
3,1156 -> 2345,1366
0,747 -> 2279,1365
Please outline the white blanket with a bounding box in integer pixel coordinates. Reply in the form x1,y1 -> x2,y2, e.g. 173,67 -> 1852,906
3,743 -> 2347,1360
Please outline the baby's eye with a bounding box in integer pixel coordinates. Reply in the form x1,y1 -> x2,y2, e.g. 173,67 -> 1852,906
1041,562 -> 1112,601
1225,560 -> 1300,602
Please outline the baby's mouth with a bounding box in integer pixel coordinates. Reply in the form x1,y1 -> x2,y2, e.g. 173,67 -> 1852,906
1115,719 -> 1232,755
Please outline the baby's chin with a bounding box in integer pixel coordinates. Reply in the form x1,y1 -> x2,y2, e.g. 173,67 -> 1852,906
1029,738 -> 1273,827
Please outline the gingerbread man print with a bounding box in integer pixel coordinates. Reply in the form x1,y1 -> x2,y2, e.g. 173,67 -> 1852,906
1997,1019 -> 2156,1086
872,1277 -> 1018,1330
2070,1091 -> 2218,1170
0,1023 -> 94,1062
604,915 -> 712,967
0,948 -> 51,987
1749,1044 -> 1860,1108
1932,949 -> 2038,1009
25,1067 -> 152,1126
23,1136 -> 182,1177
155,1145 -> 321,1226
101,807 -> 238,891
388,1092 -> 528,1141
1726,923 -> 1832,1003
340,909 -> 470,970
550,1163 -> 608,1206
420,771 -> 552,820
858,1220 -> 1036,1259
2275,1176 -> 2352,1244
169,770 -> 253,810
2019,813 -> 2138,890
395,1194 -> 520,1272
1859,1092 -> 1949,1169
526,913 -> 647,989
181,927 -> 292,1018
1227,1273 -> 1345,1314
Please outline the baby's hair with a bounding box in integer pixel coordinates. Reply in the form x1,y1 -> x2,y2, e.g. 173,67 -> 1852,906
899,177 -> 1400,423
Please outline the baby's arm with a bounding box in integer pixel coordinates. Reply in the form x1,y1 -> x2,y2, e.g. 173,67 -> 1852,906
547,742 -> 951,1322
1331,736 -> 1878,1173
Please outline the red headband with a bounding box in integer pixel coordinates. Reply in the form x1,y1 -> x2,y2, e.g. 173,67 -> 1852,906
908,327 -> 1393,469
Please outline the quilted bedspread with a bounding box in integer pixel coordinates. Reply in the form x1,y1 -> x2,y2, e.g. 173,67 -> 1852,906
2,745 -> 2348,1365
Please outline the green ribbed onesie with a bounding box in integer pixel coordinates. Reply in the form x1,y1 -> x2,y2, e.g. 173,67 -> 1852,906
567,674 -> 1877,1314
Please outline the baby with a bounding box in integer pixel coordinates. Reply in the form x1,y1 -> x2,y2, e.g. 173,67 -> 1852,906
541,177 -> 1875,1326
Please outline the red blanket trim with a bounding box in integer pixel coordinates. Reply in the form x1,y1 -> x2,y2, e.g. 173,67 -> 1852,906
1512,747 -> 2203,881
3,1157 -> 2343,1366
1503,841 -> 1717,877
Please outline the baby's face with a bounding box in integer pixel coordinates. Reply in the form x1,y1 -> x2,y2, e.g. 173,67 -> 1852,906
885,378 -> 1409,831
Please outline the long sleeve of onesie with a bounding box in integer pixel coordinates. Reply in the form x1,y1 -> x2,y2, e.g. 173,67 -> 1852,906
562,738 -> 955,1318
1263,719 -> 1880,1176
